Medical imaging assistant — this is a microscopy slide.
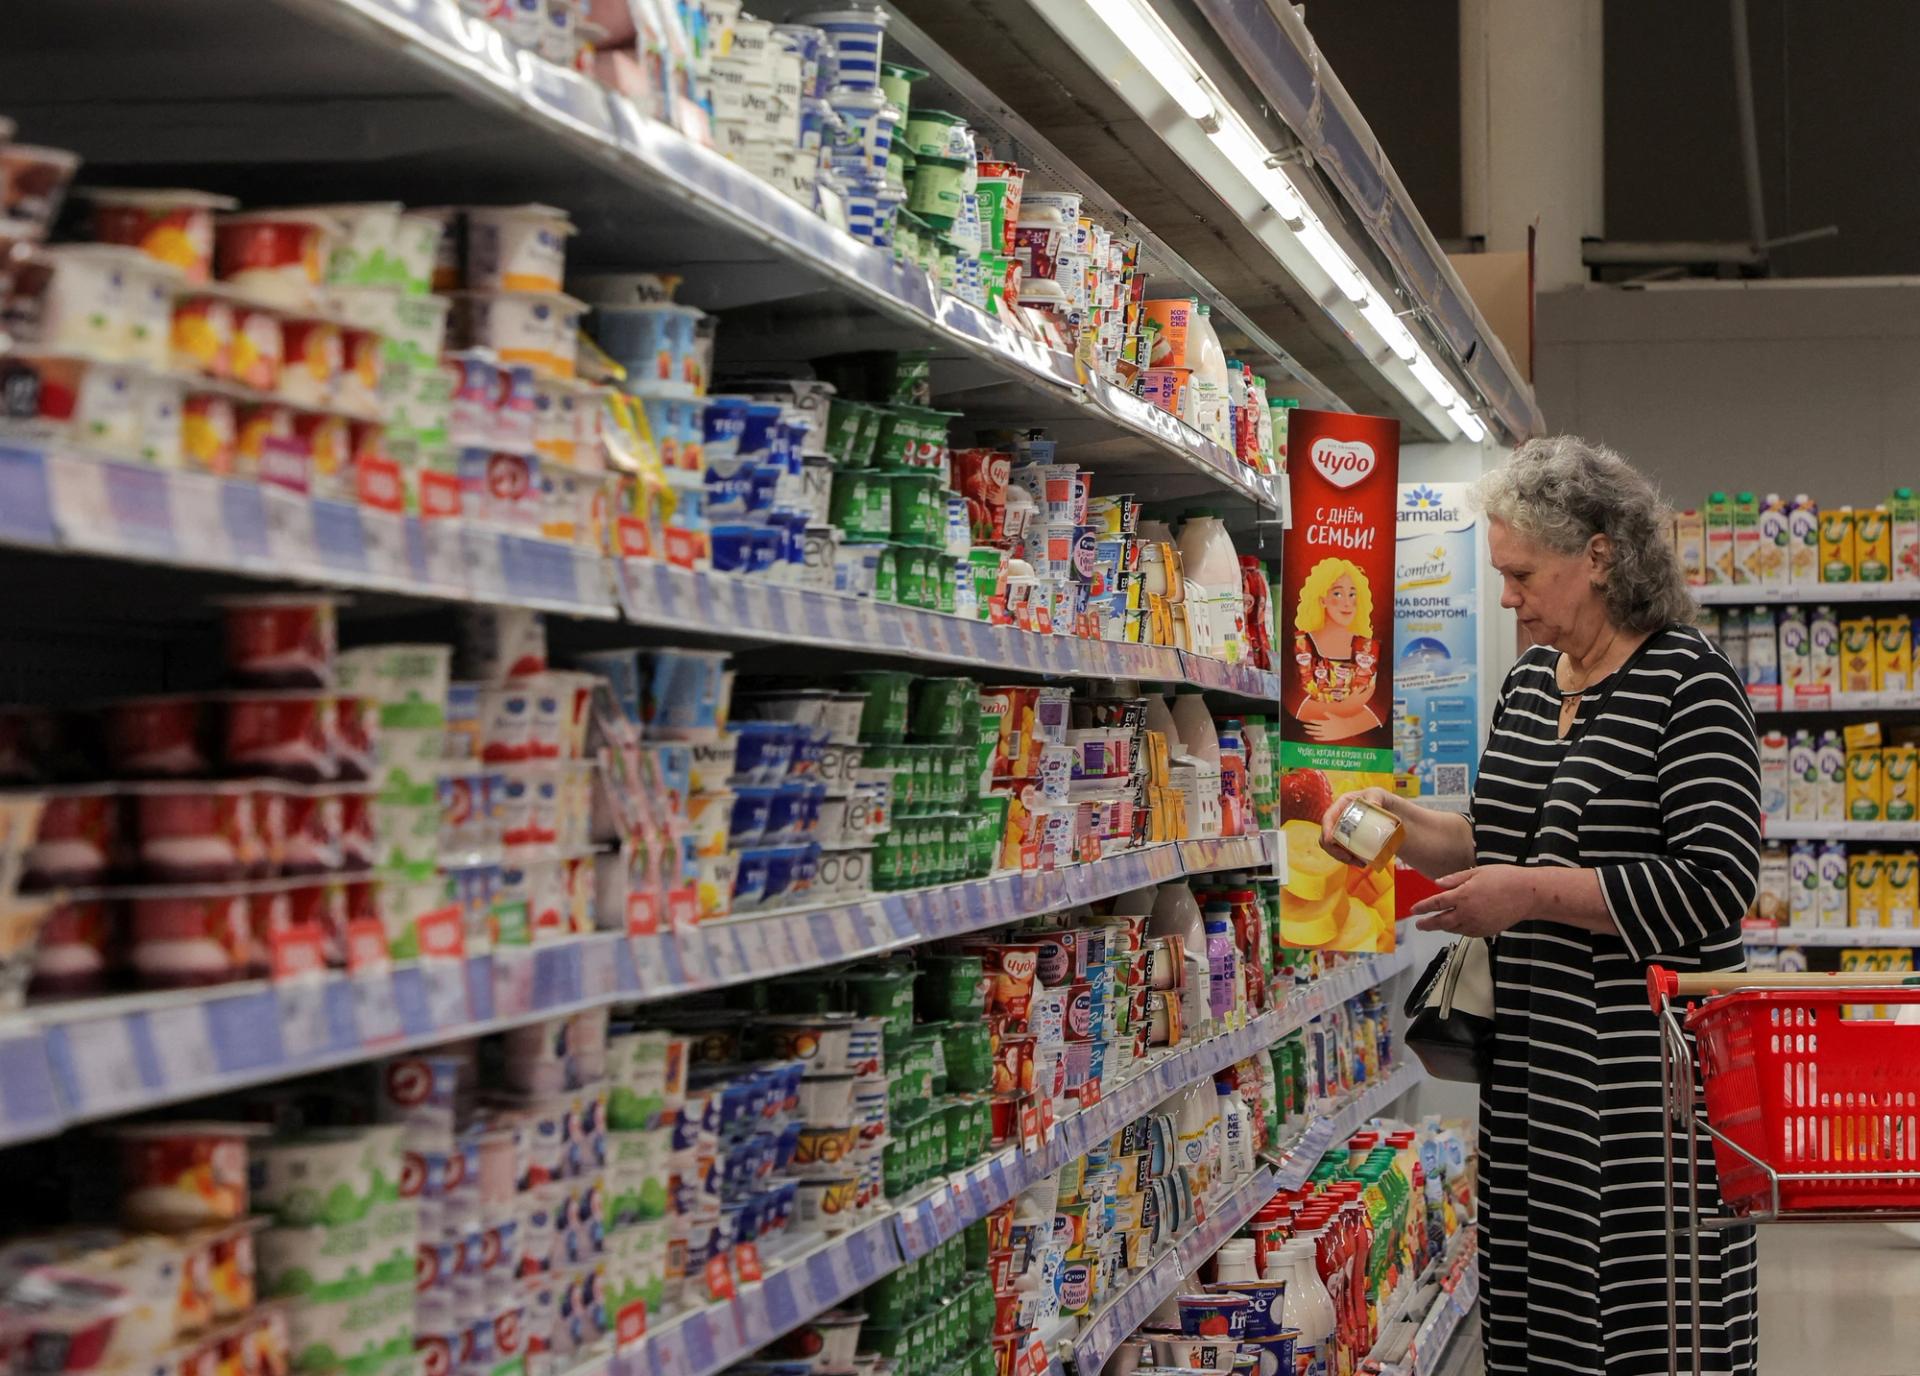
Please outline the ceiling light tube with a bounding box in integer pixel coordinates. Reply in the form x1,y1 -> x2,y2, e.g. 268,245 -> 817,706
1449,403 -> 1489,443
1293,217 -> 1371,304
1206,114 -> 1307,219
1086,0 -> 1216,120
1408,347 -> 1461,412
1358,295 -> 1417,362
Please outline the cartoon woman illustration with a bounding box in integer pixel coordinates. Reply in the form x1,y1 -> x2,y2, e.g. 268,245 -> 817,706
1291,558 -> 1381,742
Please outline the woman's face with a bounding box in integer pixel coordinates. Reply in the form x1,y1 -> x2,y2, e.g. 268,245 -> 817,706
1321,573 -> 1358,629
1489,517 -> 1607,646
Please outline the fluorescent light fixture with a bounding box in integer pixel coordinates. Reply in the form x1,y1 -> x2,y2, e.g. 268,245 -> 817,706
1449,403 -> 1489,443
1408,347 -> 1461,412
1293,216 -> 1370,304
1086,0 -> 1216,121
1206,113 -> 1307,219
1358,295 -> 1417,362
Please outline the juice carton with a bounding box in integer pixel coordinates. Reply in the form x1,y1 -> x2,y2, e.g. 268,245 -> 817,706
1844,719 -> 1885,752
1732,491 -> 1761,585
1141,299 -> 1197,369
1744,607 -> 1778,689
1810,605 -> 1840,691
1893,486 -> 1920,582
1818,729 -> 1847,822
1887,745 -> 1919,823
1755,843 -> 1790,924
1886,851 -> 1920,928
1819,839 -> 1850,928
1820,505 -> 1856,583
1850,850 -> 1886,927
1788,728 -> 1820,821
1779,605 -> 1810,696
1788,840 -> 1819,926
1705,491 -> 1734,586
1789,494 -> 1820,585
1758,729 -> 1790,823
1674,507 -> 1706,586
1757,493 -> 1790,586
1718,609 -> 1748,683
1840,617 -> 1879,693
1878,615 -> 1914,693
1858,504 -> 1894,583
1848,747 -> 1886,822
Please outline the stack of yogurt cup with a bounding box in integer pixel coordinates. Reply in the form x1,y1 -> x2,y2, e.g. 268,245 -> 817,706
798,6 -> 905,247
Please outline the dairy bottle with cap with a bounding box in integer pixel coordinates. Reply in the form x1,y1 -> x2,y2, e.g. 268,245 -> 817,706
1177,511 -> 1245,663
1188,303 -> 1233,448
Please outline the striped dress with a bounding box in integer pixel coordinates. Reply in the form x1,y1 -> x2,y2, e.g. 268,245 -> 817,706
1471,625 -> 1760,1375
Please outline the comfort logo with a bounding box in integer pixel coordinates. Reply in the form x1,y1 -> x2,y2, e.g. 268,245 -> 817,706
1311,437 -> 1376,488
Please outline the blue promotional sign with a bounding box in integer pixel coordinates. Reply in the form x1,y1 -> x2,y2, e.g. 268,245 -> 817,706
1394,482 -> 1482,808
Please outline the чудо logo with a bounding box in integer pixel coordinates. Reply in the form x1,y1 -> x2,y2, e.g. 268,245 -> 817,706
1310,437 -> 1376,489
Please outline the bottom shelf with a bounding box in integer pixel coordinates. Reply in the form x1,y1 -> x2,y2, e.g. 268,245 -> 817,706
1369,1231 -> 1479,1376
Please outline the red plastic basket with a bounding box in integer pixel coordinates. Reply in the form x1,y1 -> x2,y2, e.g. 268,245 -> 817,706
1687,988 -> 1920,1214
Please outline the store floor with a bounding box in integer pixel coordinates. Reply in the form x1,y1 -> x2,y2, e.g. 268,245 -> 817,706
1446,1225 -> 1920,1374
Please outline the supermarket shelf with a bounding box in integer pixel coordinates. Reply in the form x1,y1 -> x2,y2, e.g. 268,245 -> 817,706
1746,687 -> 1920,715
1365,1227 -> 1473,1370
1068,1165 -> 1281,1374
1377,1250 -> 1480,1376
619,561 -> 1282,698
1695,582 -> 1920,606
618,947 -> 1417,1376
12,0 -> 1276,511
1742,925 -> 1920,948
1269,1059 -> 1425,1192
0,445 -> 617,618
1762,820 -> 1920,842
0,835 -> 1290,1146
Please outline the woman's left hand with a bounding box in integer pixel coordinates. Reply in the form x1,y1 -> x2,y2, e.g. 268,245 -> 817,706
1410,865 -> 1536,937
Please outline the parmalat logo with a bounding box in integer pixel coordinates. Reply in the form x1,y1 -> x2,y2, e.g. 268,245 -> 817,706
1310,437 -> 1376,489
1400,483 -> 1462,522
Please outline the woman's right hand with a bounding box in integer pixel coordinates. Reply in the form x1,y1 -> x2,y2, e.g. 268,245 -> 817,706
1320,787 -> 1401,866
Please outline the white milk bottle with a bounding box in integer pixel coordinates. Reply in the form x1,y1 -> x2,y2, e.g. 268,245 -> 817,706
1188,303 -> 1233,448
1178,511 -> 1246,663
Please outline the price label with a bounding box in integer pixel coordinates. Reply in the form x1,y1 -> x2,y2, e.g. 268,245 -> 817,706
809,910 -> 842,959
736,922 -> 773,971
847,1226 -> 882,1281
763,1268 -> 800,1330
171,472 -> 233,566
420,517 -> 467,591
278,977 -> 334,1060
681,1310 -> 717,1372
353,971 -> 403,1044
262,485 -> 316,570
147,1005 -> 220,1091
362,510 -> 410,581
804,1250 -> 839,1305
58,1017 -> 148,1113
762,585 -> 793,636
423,958 -> 471,1029
463,529 -> 507,599
583,939 -> 619,1000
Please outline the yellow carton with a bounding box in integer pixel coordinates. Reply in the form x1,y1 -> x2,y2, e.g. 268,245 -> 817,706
1674,508 -> 1706,586
1845,720 -> 1886,752
1879,616 -> 1914,693
1821,506 -> 1857,583
1887,746 -> 1919,823
1848,747 -> 1886,822
1841,618 -> 1878,693
1858,505 -> 1894,583
1886,850 -> 1920,927
1850,851 -> 1886,927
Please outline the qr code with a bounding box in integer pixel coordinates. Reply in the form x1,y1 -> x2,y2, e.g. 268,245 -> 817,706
1433,764 -> 1470,798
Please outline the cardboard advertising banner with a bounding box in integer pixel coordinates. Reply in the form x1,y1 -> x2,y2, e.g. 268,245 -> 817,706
1277,409 -> 1401,952
1394,482 -> 1482,811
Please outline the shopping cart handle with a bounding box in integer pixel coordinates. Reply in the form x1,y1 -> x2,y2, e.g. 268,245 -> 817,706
1647,964 -> 1920,1009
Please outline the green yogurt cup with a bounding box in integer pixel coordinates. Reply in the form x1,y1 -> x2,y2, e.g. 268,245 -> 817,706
908,154 -> 967,228
897,545 -> 932,609
888,472 -> 942,540
872,543 -> 899,603
903,108 -> 967,158
919,953 -> 987,1021
847,669 -> 915,744
880,63 -> 928,113
851,397 -> 886,467
936,556 -> 959,614
824,397 -> 869,466
831,469 -> 893,541
911,676 -> 976,741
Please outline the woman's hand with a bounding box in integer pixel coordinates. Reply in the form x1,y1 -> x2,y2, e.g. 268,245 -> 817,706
1320,788 -> 1401,866
1410,865 -> 1536,938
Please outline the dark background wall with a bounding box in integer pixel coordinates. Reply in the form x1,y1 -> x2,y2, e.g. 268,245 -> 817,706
1298,0 -> 1920,278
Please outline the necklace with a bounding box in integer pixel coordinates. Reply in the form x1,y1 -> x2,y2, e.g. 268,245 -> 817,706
1557,630 -> 1622,729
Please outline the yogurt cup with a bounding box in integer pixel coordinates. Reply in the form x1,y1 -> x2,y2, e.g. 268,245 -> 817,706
25,784 -> 121,888
223,692 -> 336,782
215,211 -> 338,312
30,897 -> 114,996
298,201 -> 403,288
100,694 -> 215,779
595,302 -> 703,395
84,185 -> 238,282
117,1122 -> 267,1233
251,1123 -> 407,1229
464,204 -> 575,295
797,7 -> 889,90
170,292 -> 235,378
220,594 -> 339,688
128,782 -> 268,883
1,144 -> 81,238
278,317 -> 342,408
449,290 -> 582,379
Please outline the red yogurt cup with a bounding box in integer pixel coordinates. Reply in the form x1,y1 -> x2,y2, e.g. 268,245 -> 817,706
129,886 -> 256,987
27,785 -> 121,887
101,695 -> 215,778
224,693 -> 334,782
30,897 -> 116,996
278,787 -> 344,874
129,781 -> 265,882
221,596 -> 337,689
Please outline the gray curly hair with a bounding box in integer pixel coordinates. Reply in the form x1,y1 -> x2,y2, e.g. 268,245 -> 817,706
1475,436 -> 1696,633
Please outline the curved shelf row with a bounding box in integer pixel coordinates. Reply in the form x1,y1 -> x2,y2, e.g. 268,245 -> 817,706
1369,1231 -> 1479,1376
0,833 -> 1281,1146
0,445 -> 1283,698
1695,582 -> 1920,607
1745,687 -> 1920,716
1741,925 -> 1920,948
1761,820 -> 1920,842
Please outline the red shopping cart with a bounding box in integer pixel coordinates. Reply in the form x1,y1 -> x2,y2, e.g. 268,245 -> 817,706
1647,966 -> 1920,1375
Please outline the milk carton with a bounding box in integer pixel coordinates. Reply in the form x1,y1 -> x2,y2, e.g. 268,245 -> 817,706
1810,606 -> 1841,692
1719,609 -> 1748,684
1788,840 -> 1819,926
1756,844 -> 1790,925
1819,840 -> 1851,928
1788,728 -> 1820,822
1779,605 -> 1811,696
1878,615 -> 1913,693
1705,491 -> 1734,586
1789,494 -> 1820,585
1733,491 -> 1761,586
1848,747 -> 1886,822
1757,493 -> 1790,586
1858,504 -> 1893,583
1758,729 -> 1790,824
1893,487 -> 1920,582
1674,507 -> 1706,586
1840,617 -> 1878,693
1850,850 -> 1886,928
1821,506 -> 1856,583
1744,607 -> 1778,689
1886,851 -> 1920,928
1819,729 -> 1847,822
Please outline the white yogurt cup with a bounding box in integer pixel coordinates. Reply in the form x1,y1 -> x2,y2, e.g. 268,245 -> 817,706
465,204 -> 575,295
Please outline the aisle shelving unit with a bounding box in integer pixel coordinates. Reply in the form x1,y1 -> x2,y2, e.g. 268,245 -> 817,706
1742,924 -> 1920,948
0,834 -> 1294,1146
1365,1227 -> 1476,1375
1695,583 -> 1920,606
1762,820 -> 1920,842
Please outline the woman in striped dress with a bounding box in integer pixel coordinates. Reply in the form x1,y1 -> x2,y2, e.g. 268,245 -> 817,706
1325,437 -> 1760,1374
